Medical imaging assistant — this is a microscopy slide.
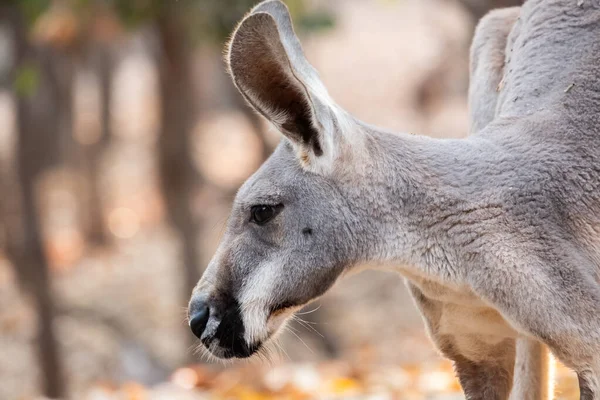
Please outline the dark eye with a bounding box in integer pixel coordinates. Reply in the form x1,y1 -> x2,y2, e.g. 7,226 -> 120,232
250,204 -> 282,225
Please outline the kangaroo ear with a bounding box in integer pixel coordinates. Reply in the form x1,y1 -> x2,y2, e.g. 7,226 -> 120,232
227,0 -> 342,169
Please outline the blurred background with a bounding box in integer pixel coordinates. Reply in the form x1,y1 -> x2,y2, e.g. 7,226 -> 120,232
0,0 -> 581,399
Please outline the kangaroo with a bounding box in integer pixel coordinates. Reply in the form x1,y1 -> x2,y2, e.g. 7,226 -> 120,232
187,1 -> 600,398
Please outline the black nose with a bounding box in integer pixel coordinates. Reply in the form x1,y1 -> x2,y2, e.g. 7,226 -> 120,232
189,302 -> 210,339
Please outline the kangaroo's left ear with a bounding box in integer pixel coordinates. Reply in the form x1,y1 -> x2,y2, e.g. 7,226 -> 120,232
227,0 -> 349,171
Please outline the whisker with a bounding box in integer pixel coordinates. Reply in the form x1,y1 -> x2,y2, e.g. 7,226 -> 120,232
284,325 -> 314,354
296,304 -> 321,315
188,342 -> 199,355
295,318 -> 322,326
261,346 -> 276,367
292,315 -> 324,338
265,342 -> 279,363
181,306 -> 191,325
193,344 -> 210,363
273,338 -> 291,361
210,215 -> 229,234
285,324 -> 300,334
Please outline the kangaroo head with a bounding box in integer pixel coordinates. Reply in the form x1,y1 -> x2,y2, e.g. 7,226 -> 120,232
188,0 -> 379,359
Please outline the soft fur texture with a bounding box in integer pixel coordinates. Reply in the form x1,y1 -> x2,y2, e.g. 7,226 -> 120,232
189,1 -> 600,398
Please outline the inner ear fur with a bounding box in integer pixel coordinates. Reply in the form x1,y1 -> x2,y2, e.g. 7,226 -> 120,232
227,9 -> 323,156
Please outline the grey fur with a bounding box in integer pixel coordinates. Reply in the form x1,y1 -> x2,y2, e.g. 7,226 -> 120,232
189,1 -> 600,398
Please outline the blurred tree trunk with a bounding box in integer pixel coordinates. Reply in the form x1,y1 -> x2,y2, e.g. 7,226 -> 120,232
4,5 -> 66,398
415,0 -> 523,125
456,0 -> 523,22
81,44 -> 114,246
97,47 -> 114,146
51,48 -> 103,252
52,52 -> 75,164
156,9 -> 202,324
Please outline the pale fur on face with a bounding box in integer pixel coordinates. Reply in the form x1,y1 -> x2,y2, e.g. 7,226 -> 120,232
237,258 -> 307,347
237,260 -> 278,345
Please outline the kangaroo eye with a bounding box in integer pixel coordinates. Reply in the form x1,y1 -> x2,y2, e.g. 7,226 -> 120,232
250,204 -> 282,225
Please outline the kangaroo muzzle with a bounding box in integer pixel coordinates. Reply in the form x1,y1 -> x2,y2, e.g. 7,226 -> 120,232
188,293 -> 260,359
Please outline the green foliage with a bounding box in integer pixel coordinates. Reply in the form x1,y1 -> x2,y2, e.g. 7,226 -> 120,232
194,0 -> 334,44
15,0 -> 335,48
195,0 -> 259,44
13,63 -> 41,98
297,11 -> 335,32
15,0 -> 52,24
111,0 -> 335,46
113,0 -> 163,29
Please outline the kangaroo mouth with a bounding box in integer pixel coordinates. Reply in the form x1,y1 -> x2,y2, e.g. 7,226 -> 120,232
198,298 -> 265,359
204,338 -> 262,359
202,317 -> 263,359
200,300 -> 303,360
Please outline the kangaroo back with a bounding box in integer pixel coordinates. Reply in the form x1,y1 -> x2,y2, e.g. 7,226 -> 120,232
497,0 -> 600,123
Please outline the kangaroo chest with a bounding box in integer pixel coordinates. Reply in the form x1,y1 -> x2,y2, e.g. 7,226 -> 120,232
403,272 -> 519,360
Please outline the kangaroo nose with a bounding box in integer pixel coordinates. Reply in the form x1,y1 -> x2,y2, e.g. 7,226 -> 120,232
189,302 -> 210,339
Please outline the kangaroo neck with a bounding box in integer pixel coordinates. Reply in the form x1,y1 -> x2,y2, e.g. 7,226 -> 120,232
347,127 -> 501,281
